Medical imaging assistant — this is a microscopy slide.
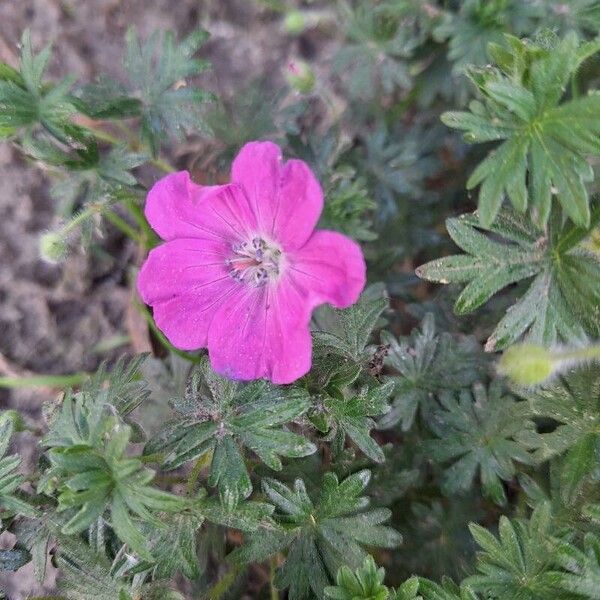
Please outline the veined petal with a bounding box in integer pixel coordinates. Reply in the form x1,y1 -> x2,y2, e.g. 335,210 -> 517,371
288,230 -> 366,309
231,141 -> 323,249
137,238 -> 239,350
207,280 -> 312,384
145,171 -> 257,242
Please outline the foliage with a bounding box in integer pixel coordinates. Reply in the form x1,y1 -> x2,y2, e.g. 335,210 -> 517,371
516,365 -> 600,502
145,357 -> 315,508
417,207 -> 600,350
442,33 -> 600,227
0,413 -> 37,520
426,382 -> 534,505
325,555 -> 421,600
380,314 -> 486,430
232,470 -> 401,599
2,6 -> 600,600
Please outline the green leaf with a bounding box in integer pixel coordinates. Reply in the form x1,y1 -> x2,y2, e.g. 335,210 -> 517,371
232,470 -> 401,600
74,76 -> 142,119
0,412 -> 37,518
551,533 -> 600,599
380,314 -> 486,430
426,382 -> 535,505
443,33 -> 600,227
313,289 -> 388,365
515,365 -> 600,502
320,382 -> 394,463
418,578 -> 481,600
417,207 -> 600,350
146,357 -> 315,507
464,502 -> 563,599
41,366 -> 182,559
324,555 -> 393,600
123,28 -> 213,156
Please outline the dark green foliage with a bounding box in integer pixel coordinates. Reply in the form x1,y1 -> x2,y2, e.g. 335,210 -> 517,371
145,357 -> 315,508
0,413 -> 37,518
380,314 -> 485,430
334,1 -> 416,100
434,0 -> 540,75
464,502 -> 565,600
426,382 -> 534,505
0,30 -> 78,140
40,359 -> 183,560
55,535 -> 184,600
397,497 -> 483,582
516,365 -> 600,502
233,470 -> 402,599
551,533 -> 600,599
417,208 -> 600,350
312,382 -> 394,463
442,33 -> 600,227
418,579 -> 481,600
122,28 -> 213,156
312,289 -> 388,382
325,555 -> 421,600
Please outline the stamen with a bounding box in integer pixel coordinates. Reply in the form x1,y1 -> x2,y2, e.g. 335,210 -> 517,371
227,236 -> 282,287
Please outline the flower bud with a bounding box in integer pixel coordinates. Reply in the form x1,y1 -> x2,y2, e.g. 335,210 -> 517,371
286,60 -> 315,94
499,344 -> 554,386
40,231 -> 69,263
284,10 -> 306,35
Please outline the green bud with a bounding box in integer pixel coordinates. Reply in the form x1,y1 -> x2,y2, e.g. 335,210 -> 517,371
284,10 -> 306,35
499,344 -> 554,386
40,231 -> 69,263
286,60 -> 315,94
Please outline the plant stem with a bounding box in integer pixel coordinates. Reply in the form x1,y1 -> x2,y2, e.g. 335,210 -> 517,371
203,566 -> 241,599
103,208 -> 144,244
186,451 -> 213,496
0,372 -> 88,389
553,345 -> 600,362
88,124 -> 175,173
270,556 -> 280,600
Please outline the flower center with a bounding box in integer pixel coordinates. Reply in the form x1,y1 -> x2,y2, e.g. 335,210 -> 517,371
227,236 -> 282,287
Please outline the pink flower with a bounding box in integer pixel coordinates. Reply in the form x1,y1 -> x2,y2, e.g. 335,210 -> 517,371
137,141 -> 366,384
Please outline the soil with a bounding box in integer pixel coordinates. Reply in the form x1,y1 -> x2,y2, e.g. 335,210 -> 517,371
0,1 -> 323,596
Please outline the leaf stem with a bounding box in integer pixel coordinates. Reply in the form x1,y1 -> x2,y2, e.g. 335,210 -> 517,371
203,566 -> 241,599
270,556 -> 280,600
553,346 -> 600,363
87,124 -> 175,173
103,208 -> 144,244
0,372 -> 88,389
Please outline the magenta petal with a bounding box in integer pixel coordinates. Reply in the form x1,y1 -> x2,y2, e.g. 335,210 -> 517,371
137,238 -> 238,350
207,281 -> 312,384
144,171 -> 257,242
288,230 -> 366,309
231,142 -> 323,249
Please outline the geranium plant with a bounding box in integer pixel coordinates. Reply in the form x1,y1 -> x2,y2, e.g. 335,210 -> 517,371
1,3 -> 600,600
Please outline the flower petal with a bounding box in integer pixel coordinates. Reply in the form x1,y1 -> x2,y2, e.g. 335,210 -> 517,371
287,230 -> 366,309
137,238 -> 239,350
145,171 -> 257,242
231,141 -> 323,249
207,280 -> 312,384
